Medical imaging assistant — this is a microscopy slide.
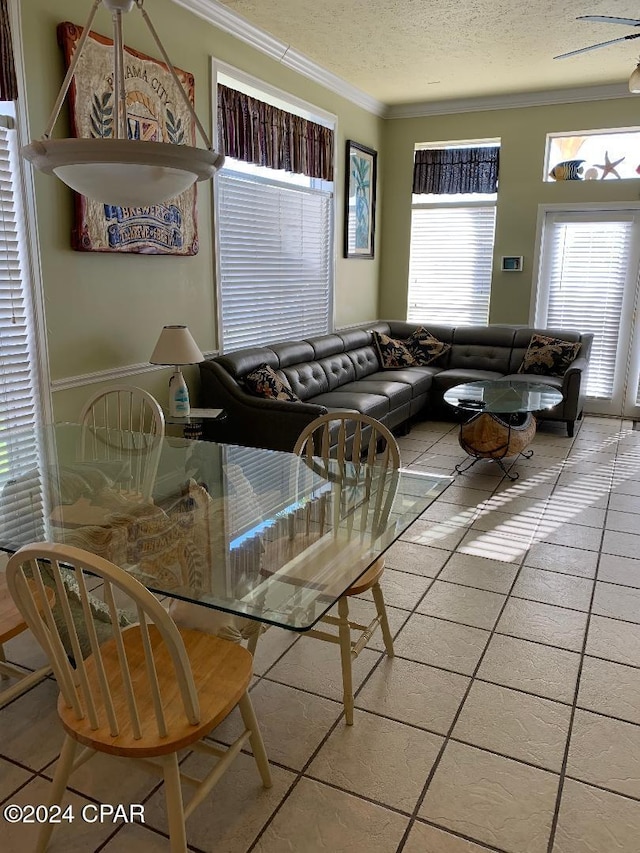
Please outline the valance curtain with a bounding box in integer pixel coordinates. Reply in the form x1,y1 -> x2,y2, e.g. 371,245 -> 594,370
217,84 -> 334,182
413,146 -> 499,194
0,0 -> 16,101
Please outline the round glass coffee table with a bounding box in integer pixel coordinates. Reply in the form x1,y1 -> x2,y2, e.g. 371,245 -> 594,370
443,379 -> 563,480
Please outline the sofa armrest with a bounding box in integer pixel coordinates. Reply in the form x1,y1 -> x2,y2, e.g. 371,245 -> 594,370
199,360 -> 328,452
559,355 -> 589,420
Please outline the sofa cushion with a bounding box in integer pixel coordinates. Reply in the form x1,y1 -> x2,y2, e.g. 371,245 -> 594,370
216,347 -> 278,380
349,346 -> 382,379
319,353 -> 356,390
450,327 -> 516,373
270,340 -> 315,367
306,334 -> 346,359
372,331 -> 417,368
281,362 -> 330,400
518,334 -> 582,377
366,367 -> 438,397
336,380 -> 413,407
244,364 -> 300,402
408,328 -> 452,366
433,368 -> 505,395
306,391 -> 390,420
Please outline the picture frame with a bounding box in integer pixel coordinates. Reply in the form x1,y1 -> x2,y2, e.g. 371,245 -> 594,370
344,140 -> 377,259
57,21 -> 199,255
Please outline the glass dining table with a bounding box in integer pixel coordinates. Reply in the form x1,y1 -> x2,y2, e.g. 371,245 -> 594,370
0,424 -> 452,633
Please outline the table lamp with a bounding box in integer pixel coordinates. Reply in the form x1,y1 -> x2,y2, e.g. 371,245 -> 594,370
149,325 -> 204,417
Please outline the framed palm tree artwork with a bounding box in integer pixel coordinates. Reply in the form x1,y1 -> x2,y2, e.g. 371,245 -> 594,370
344,140 -> 377,259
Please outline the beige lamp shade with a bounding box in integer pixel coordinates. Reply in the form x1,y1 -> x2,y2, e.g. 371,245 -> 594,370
149,325 -> 204,366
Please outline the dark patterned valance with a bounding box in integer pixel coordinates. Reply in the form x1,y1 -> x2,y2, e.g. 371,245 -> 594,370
217,84 -> 334,182
0,0 -> 16,101
413,146 -> 499,194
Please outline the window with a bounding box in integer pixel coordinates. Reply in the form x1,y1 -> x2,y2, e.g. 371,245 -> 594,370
0,107 -> 45,540
407,142 -> 498,326
546,128 -> 640,182
215,70 -> 335,352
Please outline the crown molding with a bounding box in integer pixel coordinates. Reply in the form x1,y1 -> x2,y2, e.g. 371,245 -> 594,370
386,83 -> 634,119
171,0 -> 386,116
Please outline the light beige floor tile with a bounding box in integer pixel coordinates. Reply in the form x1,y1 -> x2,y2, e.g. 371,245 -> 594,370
376,568 -> 433,610
144,751 -> 295,853
586,615 -> 640,667
0,756 -> 33,802
46,753 -> 160,806
455,529 -> 530,564
578,656 -> 640,726
401,519 -> 468,551
0,679 -> 65,770
494,479 -> 557,500
384,541 -> 451,577
249,626 -> 299,677
102,823 -> 170,852
452,681 -> 571,772
605,509 -> 640,534
470,510 -> 541,538
403,821 -> 495,853
536,522 -> 603,552
2,627 -> 50,671
356,657 -> 469,734
610,478 -> 640,498
552,778 -> 640,853
210,679 -> 341,770
602,529 -> 640,559
457,473 -> 506,491
524,543 -> 598,578
1,775 -> 117,852
414,453 -> 462,472
419,741 -> 558,853
419,501 -> 477,525
477,494 -> 547,517
597,553 -> 640,588
608,493 -> 640,514
439,486 -> 493,508
477,634 -> 580,703
438,553 -> 519,594
254,777 -> 409,853
264,635 -> 379,703
567,709 -> 640,799
541,504 -> 606,529
592,582 -> 640,623
417,580 -> 506,630
307,708 -> 443,812
394,613 -> 490,676
511,567 -> 593,611
496,597 -> 587,652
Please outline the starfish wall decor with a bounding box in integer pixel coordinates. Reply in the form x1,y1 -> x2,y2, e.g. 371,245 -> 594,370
594,151 -> 625,179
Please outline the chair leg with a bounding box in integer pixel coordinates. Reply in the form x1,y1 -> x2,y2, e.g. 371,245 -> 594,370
246,625 -> 263,656
337,596 -> 355,725
372,581 -> 395,657
0,643 -> 7,681
238,692 -> 272,788
161,753 -> 187,853
36,735 -> 77,853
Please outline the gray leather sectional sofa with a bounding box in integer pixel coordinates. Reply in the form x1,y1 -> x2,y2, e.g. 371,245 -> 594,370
199,322 -> 593,452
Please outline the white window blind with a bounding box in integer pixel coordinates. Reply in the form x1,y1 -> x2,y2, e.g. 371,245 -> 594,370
407,205 -> 496,325
537,214 -> 633,400
0,120 -> 43,542
217,171 -> 332,352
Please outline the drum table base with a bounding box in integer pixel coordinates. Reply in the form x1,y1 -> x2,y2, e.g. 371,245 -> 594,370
457,412 -> 536,480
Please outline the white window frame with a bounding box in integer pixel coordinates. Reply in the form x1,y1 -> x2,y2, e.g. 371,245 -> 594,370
211,60 -> 337,352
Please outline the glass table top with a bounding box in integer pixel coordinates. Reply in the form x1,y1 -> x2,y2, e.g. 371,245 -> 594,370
443,380 -> 564,414
0,423 -> 452,631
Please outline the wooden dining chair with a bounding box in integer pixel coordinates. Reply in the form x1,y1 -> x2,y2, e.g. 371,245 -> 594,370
6,542 -> 271,853
0,571 -> 53,708
79,385 -> 165,501
250,412 -> 400,725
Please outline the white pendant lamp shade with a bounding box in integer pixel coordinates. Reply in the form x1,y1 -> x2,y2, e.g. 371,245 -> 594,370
23,0 -> 224,206
149,325 -> 204,367
630,62 -> 640,93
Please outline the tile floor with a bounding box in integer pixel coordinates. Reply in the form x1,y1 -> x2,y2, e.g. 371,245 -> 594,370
2,415 -> 640,851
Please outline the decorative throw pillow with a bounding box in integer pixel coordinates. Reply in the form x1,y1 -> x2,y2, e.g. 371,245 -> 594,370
518,334 -> 581,376
372,331 -> 417,368
244,364 -> 300,401
407,327 -> 452,366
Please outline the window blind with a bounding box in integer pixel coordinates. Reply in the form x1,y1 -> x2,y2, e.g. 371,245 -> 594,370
537,214 -> 633,400
217,170 -> 332,351
0,122 -> 43,542
407,206 -> 495,326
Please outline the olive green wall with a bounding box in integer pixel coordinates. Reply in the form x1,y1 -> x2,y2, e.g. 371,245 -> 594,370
20,0 -> 383,422
379,97 -> 640,324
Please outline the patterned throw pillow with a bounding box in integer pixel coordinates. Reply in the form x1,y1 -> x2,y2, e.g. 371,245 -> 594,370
244,364 -> 300,401
372,331 -> 417,368
518,334 -> 581,377
407,327 -> 452,366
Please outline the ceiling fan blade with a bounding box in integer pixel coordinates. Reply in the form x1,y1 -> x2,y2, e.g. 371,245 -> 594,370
554,32 -> 640,60
577,15 -> 640,27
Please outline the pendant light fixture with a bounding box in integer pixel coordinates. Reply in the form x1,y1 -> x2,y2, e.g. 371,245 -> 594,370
21,0 -> 224,206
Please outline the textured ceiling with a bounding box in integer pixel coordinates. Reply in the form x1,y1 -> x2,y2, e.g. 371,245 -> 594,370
217,0 -> 640,105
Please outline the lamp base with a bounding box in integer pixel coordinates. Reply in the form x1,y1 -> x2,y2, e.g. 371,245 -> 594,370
168,367 -> 190,418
